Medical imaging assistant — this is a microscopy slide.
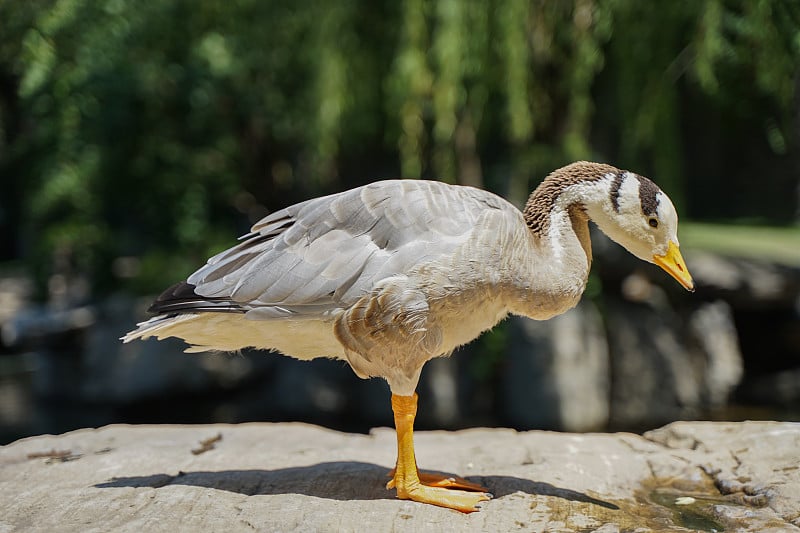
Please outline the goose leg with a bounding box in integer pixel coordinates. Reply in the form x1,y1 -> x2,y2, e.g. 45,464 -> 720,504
386,393 -> 492,512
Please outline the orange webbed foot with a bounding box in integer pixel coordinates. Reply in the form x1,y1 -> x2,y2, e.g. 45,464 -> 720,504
387,468 -> 489,492
397,483 -> 492,513
386,468 -> 492,513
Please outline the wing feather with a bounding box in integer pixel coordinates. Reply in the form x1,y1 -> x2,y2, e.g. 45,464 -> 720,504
179,180 -> 515,318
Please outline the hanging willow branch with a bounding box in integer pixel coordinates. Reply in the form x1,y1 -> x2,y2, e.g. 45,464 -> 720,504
5,0 -> 799,291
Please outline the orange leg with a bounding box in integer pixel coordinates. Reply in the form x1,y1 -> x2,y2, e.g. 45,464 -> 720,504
386,393 -> 492,513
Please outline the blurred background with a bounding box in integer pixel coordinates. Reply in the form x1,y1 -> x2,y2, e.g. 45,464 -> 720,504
1,0 -> 799,445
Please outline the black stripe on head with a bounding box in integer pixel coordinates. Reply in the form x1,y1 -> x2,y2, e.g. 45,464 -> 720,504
638,176 -> 660,216
609,173 -> 625,212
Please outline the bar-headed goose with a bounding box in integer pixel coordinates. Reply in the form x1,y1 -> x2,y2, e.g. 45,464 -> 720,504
124,161 -> 693,512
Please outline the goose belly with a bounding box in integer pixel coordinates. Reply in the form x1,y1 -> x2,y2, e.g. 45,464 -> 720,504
433,295 -> 510,353
143,313 -> 346,360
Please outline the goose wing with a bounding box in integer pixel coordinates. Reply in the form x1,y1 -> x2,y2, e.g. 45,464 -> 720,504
153,180 -> 513,318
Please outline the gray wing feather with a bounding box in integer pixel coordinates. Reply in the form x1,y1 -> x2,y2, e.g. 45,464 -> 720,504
186,180 -> 513,317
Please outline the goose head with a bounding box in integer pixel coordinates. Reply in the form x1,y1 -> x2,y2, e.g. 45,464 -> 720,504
582,167 -> 694,291
529,162 -> 694,292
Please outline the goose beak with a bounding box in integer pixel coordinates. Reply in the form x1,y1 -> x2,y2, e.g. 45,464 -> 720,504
653,241 -> 694,292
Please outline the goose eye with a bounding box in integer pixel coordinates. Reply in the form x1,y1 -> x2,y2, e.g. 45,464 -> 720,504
648,217 -> 659,228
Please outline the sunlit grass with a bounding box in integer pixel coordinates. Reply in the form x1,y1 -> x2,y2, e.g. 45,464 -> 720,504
681,222 -> 800,266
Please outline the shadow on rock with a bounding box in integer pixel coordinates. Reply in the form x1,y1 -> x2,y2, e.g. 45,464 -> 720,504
95,461 -> 617,509
96,462 -> 390,501
479,475 -> 619,510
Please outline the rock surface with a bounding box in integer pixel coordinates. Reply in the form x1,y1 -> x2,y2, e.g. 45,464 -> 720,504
2,421 -> 798,532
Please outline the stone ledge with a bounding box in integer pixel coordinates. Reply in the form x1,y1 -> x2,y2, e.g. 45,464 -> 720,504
1,421 -> 798,532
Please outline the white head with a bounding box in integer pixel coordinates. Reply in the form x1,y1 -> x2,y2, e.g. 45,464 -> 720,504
584,170 -> 694,291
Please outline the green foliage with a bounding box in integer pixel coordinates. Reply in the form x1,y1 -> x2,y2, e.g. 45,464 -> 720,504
0,0 -> 798,297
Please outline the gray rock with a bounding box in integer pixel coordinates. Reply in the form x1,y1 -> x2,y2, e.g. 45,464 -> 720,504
689,300 -> 743,406
644,421 -> 800,529
605,297 -> 704,428
688,250 -> 800,307
503,300 -> 610,432
2,421 -> 797,532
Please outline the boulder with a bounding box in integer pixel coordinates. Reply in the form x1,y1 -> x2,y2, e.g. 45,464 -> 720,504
604,294 -> 744,429
502,300 -> 610,431
1,421 -> 798,532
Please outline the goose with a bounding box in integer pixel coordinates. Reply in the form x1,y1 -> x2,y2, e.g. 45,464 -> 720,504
123,161 -> 694,512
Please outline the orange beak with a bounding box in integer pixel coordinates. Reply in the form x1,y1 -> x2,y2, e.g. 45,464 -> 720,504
653,241 -> 695,292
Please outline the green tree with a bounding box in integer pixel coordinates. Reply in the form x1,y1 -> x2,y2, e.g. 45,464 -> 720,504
1,0 -> 797,297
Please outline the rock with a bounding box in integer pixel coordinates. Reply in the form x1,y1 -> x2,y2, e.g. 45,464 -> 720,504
644,421 -> 800,529
688,300 -> 743,406
502,300 -> 610,431
0,274 -> 34,327
598,291 -> 746,430
688,250 -> 800,307
605,297 -> 705,428
684,252 -> 800,416
2,421 -> 798,532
